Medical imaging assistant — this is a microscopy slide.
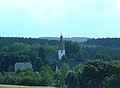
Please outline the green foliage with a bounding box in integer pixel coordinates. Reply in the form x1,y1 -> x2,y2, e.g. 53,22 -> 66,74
0,69 -> 43,86
33,57 -> 44,71
65,60 -> 120,88
44,45 -> 58,55
1,37 -> 120,87
65,41 -> 91,62
61,55 -> 68,63
60,63 -> 69,77
65,64 -> 84,88
0,37 -> 120,72
65,68 -> 81,88
39,65 -> 55,86
54,63 -> 69,87
0,42 -> 55,72
38,47 -> 46,59
76,50 -> 90,61
2,72 -> 21,85
0,73 -> 3,83
95,50 -> 111,61
65,41 -> 80,58
102,75 -> 120,88
73,64 -> 84,73
86,38 -> 120,48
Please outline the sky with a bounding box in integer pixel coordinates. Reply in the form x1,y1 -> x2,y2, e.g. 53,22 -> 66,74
0,0 -> 120,38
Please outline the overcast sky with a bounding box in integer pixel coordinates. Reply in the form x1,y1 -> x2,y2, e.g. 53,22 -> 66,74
0,0 -> 120,38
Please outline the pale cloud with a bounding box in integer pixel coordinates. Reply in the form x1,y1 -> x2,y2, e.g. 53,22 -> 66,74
0,0 -> 81,24
27,0 -> 81,23
31,11 -> 42,18
105,0 -> 120,14
0,0 -> 29,9
114,0 -> 120,9
84,0 -> 96,4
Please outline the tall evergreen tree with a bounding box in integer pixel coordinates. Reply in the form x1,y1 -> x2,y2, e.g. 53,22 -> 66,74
38,47 -> 46,59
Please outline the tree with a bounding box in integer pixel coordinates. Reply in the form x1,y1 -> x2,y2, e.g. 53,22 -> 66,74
18,69 -> 42,86
76,50 -> 90,62
55,63 -> 69,87
69,53 -> 77,61
2,72 -> 20,85
33,57 -> 44,71
65,69 -> 82,88
38,47 -> 46,59
0,73 -> 3,83
39,65 -> 55,86
95,50 -> 111,61
61,55 -> 68,62
102,75 -> 120,88
65,60 -> 120,88
65,41 -> 80,58
60,63 -> 69,77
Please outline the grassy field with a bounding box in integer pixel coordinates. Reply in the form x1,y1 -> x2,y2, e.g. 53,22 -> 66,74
0,85 -> 56,88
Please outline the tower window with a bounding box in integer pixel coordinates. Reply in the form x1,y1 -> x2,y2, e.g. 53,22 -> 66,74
61,50 -> 63,53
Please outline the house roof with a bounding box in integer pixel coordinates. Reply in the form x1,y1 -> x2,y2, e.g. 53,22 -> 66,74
15,62 -> 32,71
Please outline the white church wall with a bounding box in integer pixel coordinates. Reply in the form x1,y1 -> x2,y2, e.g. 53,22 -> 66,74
58,50 -> 65,60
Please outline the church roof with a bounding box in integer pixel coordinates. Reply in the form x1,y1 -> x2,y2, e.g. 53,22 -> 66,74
59,34 -> 65,50
60,34 -> 63,42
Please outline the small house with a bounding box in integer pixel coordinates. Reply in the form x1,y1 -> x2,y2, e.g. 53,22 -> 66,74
15,62 -> 32,71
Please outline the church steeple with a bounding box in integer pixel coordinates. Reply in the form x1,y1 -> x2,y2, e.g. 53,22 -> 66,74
58,34 -> 65,60
59,34 -> 65,50
60,34 -> 63,42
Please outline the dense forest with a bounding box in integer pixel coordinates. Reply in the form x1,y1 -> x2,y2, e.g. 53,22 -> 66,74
85,38 -> 120,48
0,37 -> 120,88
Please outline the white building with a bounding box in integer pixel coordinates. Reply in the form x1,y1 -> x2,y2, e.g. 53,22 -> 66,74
15,62 -> 32,71
58,35 -> 65,60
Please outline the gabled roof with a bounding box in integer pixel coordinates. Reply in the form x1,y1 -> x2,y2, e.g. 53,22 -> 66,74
15,62 -> 32,71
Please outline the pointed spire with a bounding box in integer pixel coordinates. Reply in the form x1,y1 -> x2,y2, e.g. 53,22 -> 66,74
59,34 -> 65,50
60,33 -> 63,42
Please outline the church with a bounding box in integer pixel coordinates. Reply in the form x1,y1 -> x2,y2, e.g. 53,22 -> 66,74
58,34 -> 65,60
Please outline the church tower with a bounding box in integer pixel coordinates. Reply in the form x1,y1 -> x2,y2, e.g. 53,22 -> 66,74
58,34 -> 65,60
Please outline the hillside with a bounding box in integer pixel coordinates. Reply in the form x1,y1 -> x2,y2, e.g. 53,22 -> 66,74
0,37 -> 59,48
39,37 -> 89,42
85,38 -> 120,47
0,37 -> 120,87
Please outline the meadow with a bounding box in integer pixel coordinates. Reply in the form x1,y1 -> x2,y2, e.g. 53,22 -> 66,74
0,85 -> 56,88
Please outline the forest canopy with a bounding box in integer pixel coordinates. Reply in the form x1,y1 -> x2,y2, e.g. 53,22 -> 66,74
0,37 -> 120,87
